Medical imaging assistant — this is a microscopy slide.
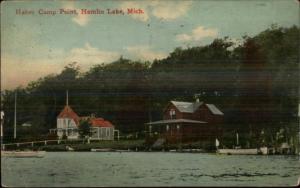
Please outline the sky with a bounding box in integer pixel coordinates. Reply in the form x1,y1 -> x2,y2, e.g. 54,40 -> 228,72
1,0 -> 299,90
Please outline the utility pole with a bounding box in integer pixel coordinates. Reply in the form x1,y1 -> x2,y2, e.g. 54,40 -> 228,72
1,110 -> 4,150
1,111 -> 4,138
14,92 -> 17,139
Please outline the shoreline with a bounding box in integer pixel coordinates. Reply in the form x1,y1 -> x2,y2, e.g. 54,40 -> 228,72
2,140 -> 298,155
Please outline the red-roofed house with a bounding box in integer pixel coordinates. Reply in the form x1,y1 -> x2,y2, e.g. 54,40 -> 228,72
56,105 -> 80,139
89,118 -> 115,140
51,105 -> 115,140
146,99 -> 224,144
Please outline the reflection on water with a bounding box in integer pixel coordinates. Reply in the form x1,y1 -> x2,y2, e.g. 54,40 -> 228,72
2,152 -> 300,187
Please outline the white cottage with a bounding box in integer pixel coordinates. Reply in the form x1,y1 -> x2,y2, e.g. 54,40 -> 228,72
50,91 -> 116,140
56,105 -> 80,139
51,104 -> 116,140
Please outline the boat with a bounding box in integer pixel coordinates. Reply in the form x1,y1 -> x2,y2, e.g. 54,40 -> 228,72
1,95 -> 46,158
66,146 -> 74,151
91,148 -> 114,152
217,148 -> 258,155
1,150 -> 46,158
169,149 -> 205,153
182,149 -> 205,153
115,149 -> 132,152
259,146 -> 275,155
216,133 -> 258,155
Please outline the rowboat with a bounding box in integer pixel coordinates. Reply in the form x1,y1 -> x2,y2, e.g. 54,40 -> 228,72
169,149 -> 205,153
217,148 -> 258,155
1,150 -> 46,158
216,134 -> 258,155
115,149 -> 132,152
1,94 -> 46,158
91,148 -> 114,152
66,146 -> 74,151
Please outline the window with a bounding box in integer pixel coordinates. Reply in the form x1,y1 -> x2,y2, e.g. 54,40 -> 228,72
106,128 -> 109,137
58,119 -> 63,129
169,109 -> 176,119
65,119 -> 68,128
67,119 -> 71,128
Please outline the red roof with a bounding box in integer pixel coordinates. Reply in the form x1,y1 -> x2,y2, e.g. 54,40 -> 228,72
90,118 -> 114,128
57,105 -> 80,125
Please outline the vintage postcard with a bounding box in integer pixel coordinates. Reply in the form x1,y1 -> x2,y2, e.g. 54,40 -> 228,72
1,0 -> 299,187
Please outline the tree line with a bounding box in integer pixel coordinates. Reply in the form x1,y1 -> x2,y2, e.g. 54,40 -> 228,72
1,25 -> 299,146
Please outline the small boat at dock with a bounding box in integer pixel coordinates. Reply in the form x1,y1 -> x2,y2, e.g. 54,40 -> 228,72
217,148 -> 258,155
115,149 -> 132,152
91,148 -> 114,152
1,94 -> 46,158
1,150 -> 46,158
91,148 -> 133,152
169,149 -> 205,153
216,134 -> 258,155
66,146 -> 74,151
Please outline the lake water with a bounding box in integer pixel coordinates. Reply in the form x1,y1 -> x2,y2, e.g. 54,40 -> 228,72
1,152 -> 300,187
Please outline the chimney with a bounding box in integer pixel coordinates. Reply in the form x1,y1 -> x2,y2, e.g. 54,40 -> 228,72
194,93 -> 201,103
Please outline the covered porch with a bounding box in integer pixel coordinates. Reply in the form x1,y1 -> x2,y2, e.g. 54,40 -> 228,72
145,119 -> 209,144
49,128 -> 79,139
90,127 -> 114,140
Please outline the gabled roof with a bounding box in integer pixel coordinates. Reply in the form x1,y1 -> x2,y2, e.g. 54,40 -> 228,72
170,101 -> 203,113
57,105 -> 80,125
90,118 -> 114,128
170,101 -> 223,115
146,119 -> 207,125
206,104 -> 224,115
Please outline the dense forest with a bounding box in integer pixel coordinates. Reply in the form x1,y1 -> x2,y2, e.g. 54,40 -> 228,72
1,25 -> 299,147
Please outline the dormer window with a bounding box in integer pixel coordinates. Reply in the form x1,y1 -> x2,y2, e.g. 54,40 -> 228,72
169,109 -> 176,119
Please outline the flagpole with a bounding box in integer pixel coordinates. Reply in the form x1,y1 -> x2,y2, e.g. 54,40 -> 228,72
14,92 -> 17,139
1,110 -> 4,150
66,90 -> 69,106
